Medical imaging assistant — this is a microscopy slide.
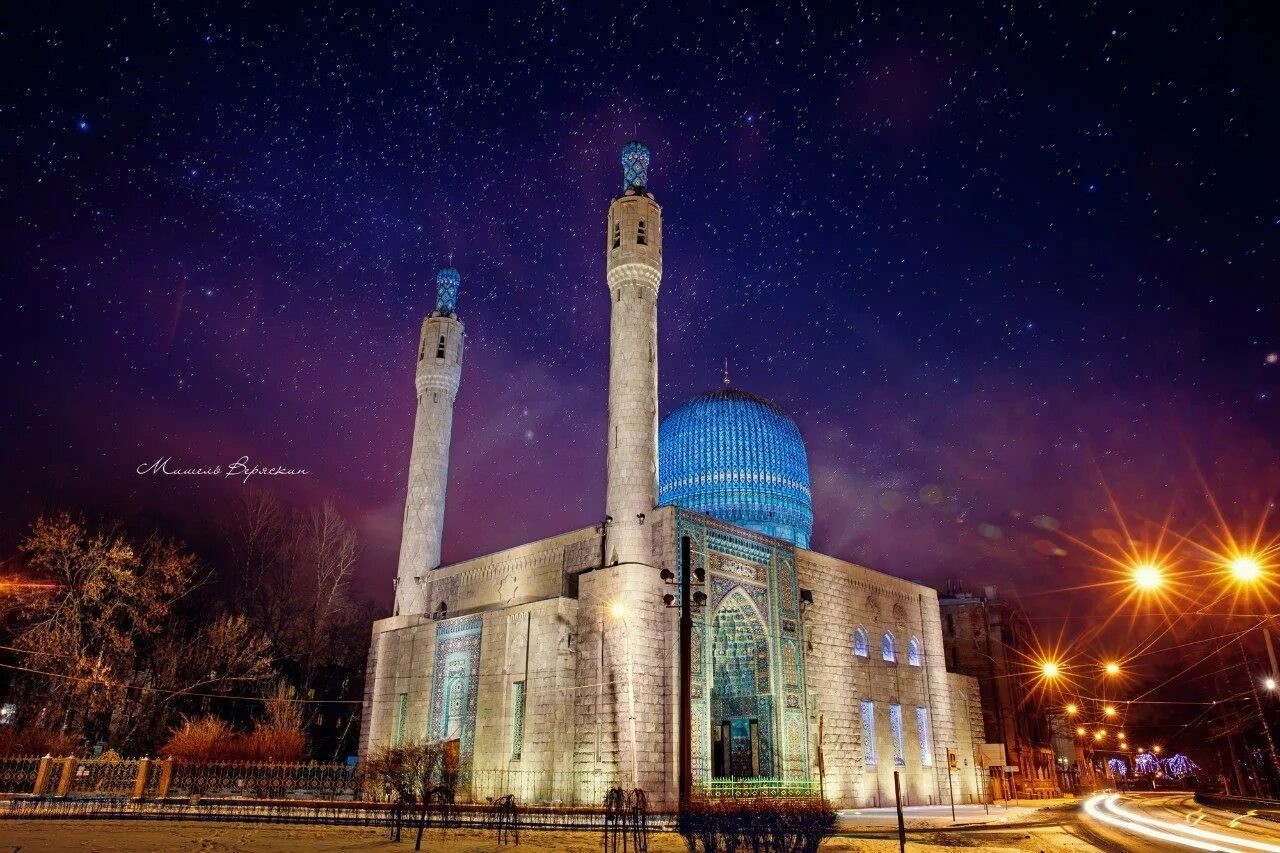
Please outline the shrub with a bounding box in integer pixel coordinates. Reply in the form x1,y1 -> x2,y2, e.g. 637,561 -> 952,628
678,797 -> 836,853
159,715 -> 237,761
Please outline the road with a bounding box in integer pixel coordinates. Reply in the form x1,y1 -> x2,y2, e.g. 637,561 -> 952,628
1077,791 -> 1280,851
838,792 -> 1280,851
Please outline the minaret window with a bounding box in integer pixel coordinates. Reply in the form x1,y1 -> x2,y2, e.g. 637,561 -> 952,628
612,222 -> 621,249
637,220 -> 647,245
436,335 -> 446,359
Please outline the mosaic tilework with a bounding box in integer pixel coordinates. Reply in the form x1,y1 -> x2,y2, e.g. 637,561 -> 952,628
676,509 -> 811,784
890,704 -> 906,767
861,701 -> 877,766
429,616 -> 482,772
915,706 -> 933,767
511,681 -> 526,760
660,390 -> 813,548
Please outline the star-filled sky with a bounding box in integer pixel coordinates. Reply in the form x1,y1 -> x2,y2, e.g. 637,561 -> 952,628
4,2 -> 1279,619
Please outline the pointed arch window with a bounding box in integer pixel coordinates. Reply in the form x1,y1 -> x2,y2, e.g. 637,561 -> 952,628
637,219 -> 647,245
882,631 -> 897,663
853,626 -> 869,658
908,636 -> 922,667
612,222 -> 621,249
436,335 -> 446,359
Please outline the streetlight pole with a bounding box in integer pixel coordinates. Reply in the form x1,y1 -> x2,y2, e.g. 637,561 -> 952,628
1240,639 -> 1280,798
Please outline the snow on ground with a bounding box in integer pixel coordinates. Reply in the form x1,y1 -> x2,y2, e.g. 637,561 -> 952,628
0,819 -> 1083,852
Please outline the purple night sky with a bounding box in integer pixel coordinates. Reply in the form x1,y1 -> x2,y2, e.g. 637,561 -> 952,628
4,3 -> 1279,624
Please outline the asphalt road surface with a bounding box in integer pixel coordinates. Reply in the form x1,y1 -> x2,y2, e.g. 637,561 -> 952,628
839,792 -> 1280,851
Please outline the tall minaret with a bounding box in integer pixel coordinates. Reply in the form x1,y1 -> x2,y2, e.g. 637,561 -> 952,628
604,141 -> 662,567
394,267 -> 465,616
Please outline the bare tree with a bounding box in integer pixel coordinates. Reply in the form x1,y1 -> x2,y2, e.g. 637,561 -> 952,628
9,513 -> 274,752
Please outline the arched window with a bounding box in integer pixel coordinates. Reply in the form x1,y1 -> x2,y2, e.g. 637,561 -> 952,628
908,636 -> 922,667
882,631 -> 897,663
853,627 -> 869,658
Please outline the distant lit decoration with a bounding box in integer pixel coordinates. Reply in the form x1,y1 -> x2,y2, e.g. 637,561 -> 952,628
860,700 -> 877,765
852,626 -> 869,658
659,387 -> 813,548
882,631 -> 897,663
435,267 -> 461,315
889,704 -> 906,767
907,636 -> 922,667
1107,757 -> 1128,778
621,140 -> 650,192
1134,752 -> 1159,775
1162,754 -> 1198,778
916,707 -> 933,766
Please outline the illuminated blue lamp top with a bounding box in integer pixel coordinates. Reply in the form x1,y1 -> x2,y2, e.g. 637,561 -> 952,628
659,387 -> 814,548
621,140 -> 650,193
435,267 -> 461,315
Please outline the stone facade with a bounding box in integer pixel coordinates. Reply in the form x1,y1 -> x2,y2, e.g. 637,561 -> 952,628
939,587 -> 1059,797
362,506 -> 984,809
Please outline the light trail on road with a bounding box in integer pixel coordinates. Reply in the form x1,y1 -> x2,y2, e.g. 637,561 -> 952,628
1084,793 -> 1280,852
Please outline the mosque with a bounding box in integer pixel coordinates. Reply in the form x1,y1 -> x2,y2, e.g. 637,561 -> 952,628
359,143 -> 986,809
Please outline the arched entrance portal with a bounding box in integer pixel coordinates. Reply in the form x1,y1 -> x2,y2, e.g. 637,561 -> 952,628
709,588 -> 773,779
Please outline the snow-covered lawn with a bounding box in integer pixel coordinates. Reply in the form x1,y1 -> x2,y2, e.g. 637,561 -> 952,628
0,819 -> 1082,851
0,820 -> 690,852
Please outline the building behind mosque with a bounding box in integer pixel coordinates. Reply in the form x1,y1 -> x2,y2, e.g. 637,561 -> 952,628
359,143 -> 986,809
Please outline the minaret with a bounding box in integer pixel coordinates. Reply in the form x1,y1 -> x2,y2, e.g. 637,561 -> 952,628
394,267 -> 465,616
604,141 -> 662,567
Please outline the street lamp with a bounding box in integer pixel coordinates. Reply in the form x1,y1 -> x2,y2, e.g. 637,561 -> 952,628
1265,677 -> 1277,692
1104,662 -> 1121,676
1132,563 -> 1163,591
1066,703 -> 1079,715
1104,705 -> 1118,718
1094,730 -> 1105,741
1040,660 -> 1061,679
1229,555 -> 1264,583
1076,726 -> 1087,736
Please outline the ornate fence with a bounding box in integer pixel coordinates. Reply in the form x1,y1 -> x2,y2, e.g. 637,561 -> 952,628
0,755 -> 671,830
0,756 -> 43,796
0,756 -> 357,802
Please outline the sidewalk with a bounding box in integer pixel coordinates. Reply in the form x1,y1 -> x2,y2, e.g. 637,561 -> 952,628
837,797 -> 1079,831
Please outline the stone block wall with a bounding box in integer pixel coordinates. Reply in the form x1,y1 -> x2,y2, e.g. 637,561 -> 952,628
796,550 -> 983,808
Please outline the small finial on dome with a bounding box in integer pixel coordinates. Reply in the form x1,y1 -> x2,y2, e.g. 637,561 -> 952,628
435,266 -> 461,315
621,140 -> 650,193
723,358 -> 731,387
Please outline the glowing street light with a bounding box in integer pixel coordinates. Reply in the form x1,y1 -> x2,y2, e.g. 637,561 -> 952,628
609,600 -> 627,620
1229,555 -> 1263,583
1104,705 -> 1118,718
1094,730 -> 1105,741
1265,677 -> 1277,691
1076,726 -> 1087,736
1040,660 -> 1062,679
1152,745 -> 1162,755
1132,563 -> 1163,591
1104,662 -> 1121,676
1065,703 -> 1079,715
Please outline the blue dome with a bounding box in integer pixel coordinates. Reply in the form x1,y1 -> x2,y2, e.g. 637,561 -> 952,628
659,387 -> 813,548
